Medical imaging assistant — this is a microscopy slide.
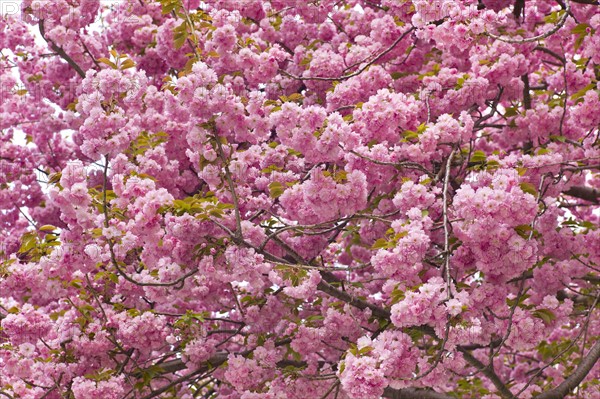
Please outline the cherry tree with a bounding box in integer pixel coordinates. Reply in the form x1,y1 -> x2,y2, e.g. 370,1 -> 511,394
1,0 -> 600,398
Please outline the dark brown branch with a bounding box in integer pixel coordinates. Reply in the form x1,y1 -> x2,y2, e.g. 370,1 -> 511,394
280,27 -> 415,82
522,74 -> 532,110
138,347 -> 459,399
569,0 -> 599,4
383,387 -> 456,399
138,366 -> 211,399
474,86 -> 504,128
563,186 -> 600,203
535,340 -> 600,399
316,279 -> 391,319
458,348 -> 514,398
146,352 -> 228,376
135,338 -> 293,378
38,20 -> 86,79
513,0 -> 525,19
533,46 -> 566,64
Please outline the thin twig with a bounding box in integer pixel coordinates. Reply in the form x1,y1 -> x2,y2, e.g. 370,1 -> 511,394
101,156 -> 197,288
408,148 -> 457,380
515,293 -> 600,397
486,0 -> 570,43
214,135 -> 243,239
279,27 -> 415,82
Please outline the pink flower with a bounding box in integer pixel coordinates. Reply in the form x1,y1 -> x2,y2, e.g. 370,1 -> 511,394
339,354 -> 388,399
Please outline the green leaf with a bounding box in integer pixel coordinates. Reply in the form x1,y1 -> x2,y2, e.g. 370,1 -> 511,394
571,23 -> 591,35
208,208 -> 223,218
120,59 -> 136,69
18,232 -> 37,253
173,33 -> 187,49
519,182 -> 537,196
300,56 -> 312,65
269,181 -> 285,198
536,148 -> 550,155
391,71 -> 408,80
160,0 -> 180,14
470,150 -> 487,164
533,308 -> 556,324
357,346 -> 374,355
570,83 -> 596,101
70,279 -> 83,289
27,74 -> 43,82
402,130 -> 419,141
544,10 -> 562,24
371,238 -> 390,250
97,57 -> 117,69
486,160 -> 500,171
514,224 -> 535,239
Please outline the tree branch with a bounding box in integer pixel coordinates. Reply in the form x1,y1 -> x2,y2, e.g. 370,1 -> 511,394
383,387 -> 456,399
513,0 -> 525,19
316,279 -> 391,319
137,349 -> 459,399
279,27 -> 415,82
535,340 -> 600,399
533,46 -> 566,64
214,134 -> 243,239
487,0 -> 570,43
38,20 -> 86,79
569,0 -> 598,4
563,186 -> 600,203
458,348 -> 514,398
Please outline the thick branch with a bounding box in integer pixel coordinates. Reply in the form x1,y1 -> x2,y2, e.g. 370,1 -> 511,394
535,340 -> 600,399
522,74 -> 532,110
383,387 -> 456,399
316,279 -> 391,319
140,350 -> 458,399
458,348 -> 514,398
38,20 -> 86,79
563,186 -> 600,203
513,0 -> 525,19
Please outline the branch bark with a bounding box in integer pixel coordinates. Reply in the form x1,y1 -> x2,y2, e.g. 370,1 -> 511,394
569,0 -> 599,4
535,340 -> 600,399
382,387 -> 456,399
279,27 -> 415,82
138,352 -> 459,399
458,348 -> 514,398
135,326 -> 598,399
39,20 -> 86,79
563,186 -> 600,203
316,279 -> 391,319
